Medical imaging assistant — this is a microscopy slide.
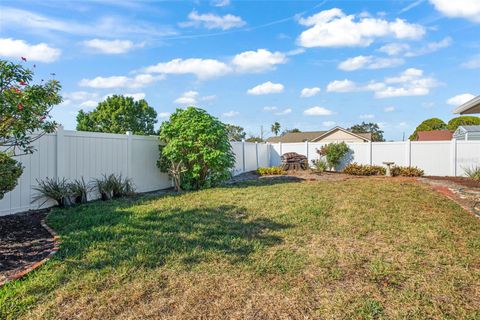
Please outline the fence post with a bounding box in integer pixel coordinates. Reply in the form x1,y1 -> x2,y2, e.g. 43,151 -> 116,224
406,140 -> 411,166
368,141 -> 372,165
126,131 -> 133,179
279,142 -> 282,157
255,142 -> 259,169
451,138 -> 457,176
56,125 -> 65,179
242,139 -> 246,173
305,141 -> 309,164
267,143 -> 271,167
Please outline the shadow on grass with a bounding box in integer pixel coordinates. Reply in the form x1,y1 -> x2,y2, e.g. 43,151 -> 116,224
49,201 -> 290,271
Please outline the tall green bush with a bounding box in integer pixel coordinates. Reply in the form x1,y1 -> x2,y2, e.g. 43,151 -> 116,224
158,107 -> 235,190
318,142 -> 351,171
0,152 -> 23,200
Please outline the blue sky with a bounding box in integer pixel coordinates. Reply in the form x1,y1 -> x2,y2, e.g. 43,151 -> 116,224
1,0 -> 479,140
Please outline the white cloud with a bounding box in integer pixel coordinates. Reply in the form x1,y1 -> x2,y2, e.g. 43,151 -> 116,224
379,38 -> 452,57
125,93 -> 146,101
0,38 -> 60,62
275,108 -> 292,115
158,112 -> 171,118
144,58 -> 231,80
375,68 -> 440,98
79,74 -> 162,89
300,87 -> 321,97
232,49 -> 287,73
179,10 -> 246,30
326,68 -> 439,98
223,110 -> 240,117
429,0 -> 480,23
379,43 -> 410,56
462,55 -> 480,69
174,91 -> 199,105
64,91 -> 99,101
79,100 -> 98,109
384,106 -> 395,112
247,81 -> 284,95
173,91 -> 214,105
83,39 -> 144,54
326,79 -> 358,92
0,7 -> 176,38
263,106 -> 278,111
303,106 -> 333,116
447,93 -> 475,106
322,121 -> 336,127
360,114 -> 375,119
338,55 -> 404,71
297,8 -> 425,48
212,0 -> 230,7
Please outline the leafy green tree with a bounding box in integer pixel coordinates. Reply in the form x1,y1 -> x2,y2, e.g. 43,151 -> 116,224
246,136 -> 264,142
158,107 -> 235,190
349,122 -> 384,142
282,128 -> 301,135
447,116 -> 480,131
409,118 -> 447,140
0,60 -> 61,154
0,59 -> 61,198
271,122 -> 281,136
76,95 -> 157,135
225,124 -> 246,141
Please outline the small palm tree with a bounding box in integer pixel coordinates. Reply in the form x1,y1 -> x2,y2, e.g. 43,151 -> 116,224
271,122 -> 281,136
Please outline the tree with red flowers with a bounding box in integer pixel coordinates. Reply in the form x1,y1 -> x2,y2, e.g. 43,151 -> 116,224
0,59 -> 62,198
0,59 -> 62,154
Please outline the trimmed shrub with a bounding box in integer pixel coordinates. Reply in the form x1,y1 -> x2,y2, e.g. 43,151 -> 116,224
343,163 -> 386,176
257,167 -> 286,176
0,152 -> 23,200
391,166 -> 424,177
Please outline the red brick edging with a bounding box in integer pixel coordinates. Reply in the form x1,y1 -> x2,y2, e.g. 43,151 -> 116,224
0,217 -> 61,287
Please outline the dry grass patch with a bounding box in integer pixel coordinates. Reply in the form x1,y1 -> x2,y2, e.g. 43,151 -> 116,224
1,178 -> 479,319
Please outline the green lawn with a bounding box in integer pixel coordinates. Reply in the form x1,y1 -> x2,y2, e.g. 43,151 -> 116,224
1,178 -> 479,319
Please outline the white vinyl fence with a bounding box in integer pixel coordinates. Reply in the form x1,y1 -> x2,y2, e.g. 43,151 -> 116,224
269,140 -> 480,177
1,128 -> 479,216
0,128 -> 267,216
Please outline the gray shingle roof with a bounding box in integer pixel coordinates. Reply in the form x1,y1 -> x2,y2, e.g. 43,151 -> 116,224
460,125 -> 480,132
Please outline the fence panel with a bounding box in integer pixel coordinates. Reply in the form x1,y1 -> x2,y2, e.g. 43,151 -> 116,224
371,142 -> 408,166
0,134 -> 57,215
456,141 -> 480,176
411,141 -> 451,176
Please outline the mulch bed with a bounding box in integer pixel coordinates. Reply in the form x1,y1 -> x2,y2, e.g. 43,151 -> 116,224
0,210 -> 57,286
424,176 -> 480,189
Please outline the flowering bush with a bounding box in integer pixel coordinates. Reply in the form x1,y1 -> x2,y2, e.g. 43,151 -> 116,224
0,59 -> 61,155
0,59 -> 61,198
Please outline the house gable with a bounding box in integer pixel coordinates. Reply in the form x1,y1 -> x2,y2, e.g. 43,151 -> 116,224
311,127 -> 370,142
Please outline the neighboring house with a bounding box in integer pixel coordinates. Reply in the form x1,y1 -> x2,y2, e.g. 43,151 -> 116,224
266,126 -> 371,143
453,95 -> 480,114
453,125 -> 480,140
415,130 -> 453,141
